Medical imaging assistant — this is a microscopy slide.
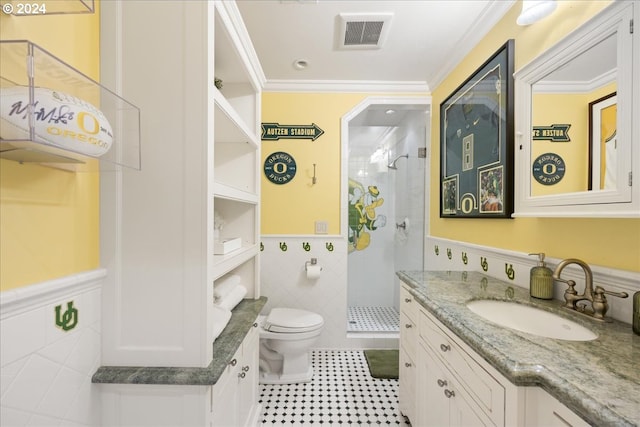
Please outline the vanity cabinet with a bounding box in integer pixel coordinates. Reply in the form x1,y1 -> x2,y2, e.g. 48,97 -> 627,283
398,285 -> 417,422
417,306 -> 506,426
524,388 -> 590,427
211,323 -> 261,427
401,282 -> 595,427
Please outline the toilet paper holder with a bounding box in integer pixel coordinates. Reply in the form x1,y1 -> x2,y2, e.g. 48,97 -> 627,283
305,258 -> 322,271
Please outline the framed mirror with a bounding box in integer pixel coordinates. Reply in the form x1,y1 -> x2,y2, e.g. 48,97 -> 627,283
514,1 -> 638,217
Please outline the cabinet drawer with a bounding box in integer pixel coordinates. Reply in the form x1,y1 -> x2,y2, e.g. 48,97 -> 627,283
400,311 -> 417,358
399,347 -> 416,422
419,308 -> 505,426
400,285 -> 418,323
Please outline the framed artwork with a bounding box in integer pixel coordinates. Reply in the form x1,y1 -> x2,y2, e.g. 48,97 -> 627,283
440,40 -> 515,218
588,92 -> 616,191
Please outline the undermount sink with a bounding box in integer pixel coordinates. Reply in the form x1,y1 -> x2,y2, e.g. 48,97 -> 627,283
466,300 -> 598,341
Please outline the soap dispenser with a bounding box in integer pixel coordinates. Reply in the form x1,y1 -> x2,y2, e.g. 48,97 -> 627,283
528,253 -> 554,300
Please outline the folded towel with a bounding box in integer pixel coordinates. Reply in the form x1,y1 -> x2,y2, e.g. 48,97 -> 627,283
212,305 -> 232,341
214,274 -> 242,302
215,284 -> 247,311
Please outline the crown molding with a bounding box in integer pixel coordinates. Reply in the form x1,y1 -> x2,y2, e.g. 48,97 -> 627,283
263,79 -> 429,93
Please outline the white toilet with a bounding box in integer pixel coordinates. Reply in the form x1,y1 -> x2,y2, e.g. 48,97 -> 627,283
258,307 -> 324,384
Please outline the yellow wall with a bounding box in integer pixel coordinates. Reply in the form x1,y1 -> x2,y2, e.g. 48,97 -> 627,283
0,4 -> 101,290
261,92 -> 378,235
430,0 -> 640,272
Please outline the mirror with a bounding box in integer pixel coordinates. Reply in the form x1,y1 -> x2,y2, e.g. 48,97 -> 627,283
531,33 -> 616,197
514,1 -> 638,217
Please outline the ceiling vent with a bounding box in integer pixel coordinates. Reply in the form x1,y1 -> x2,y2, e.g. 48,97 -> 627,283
337,13 -> 393,50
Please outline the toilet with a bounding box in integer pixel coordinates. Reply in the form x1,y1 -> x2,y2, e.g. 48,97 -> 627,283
258,307 -> 324,384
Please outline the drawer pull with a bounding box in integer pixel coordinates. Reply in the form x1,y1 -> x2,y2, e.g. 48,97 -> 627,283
253,322 -> 258,328
444,389 -> 455,399
238,372 -> 246,379
242,365 -> 250,372
405,324 -> 413,328
440,344 -> 451,352
437,379 -> 448,388
404,362 -> 412,368
404,298 -> 412,303
229,358 -> 237,366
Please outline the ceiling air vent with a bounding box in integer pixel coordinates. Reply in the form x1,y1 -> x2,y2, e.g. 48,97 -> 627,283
337,13 -> 393,50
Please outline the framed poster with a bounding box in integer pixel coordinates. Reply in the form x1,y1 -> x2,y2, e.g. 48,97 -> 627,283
440,40 -> 515,218
588,92 -> 616,191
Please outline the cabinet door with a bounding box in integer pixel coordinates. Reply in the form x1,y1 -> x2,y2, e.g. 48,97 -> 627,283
211,361 -> 239,427
237,324 -> 260,426
525,388 -> 590,427
417,341 -> 450,426
417,341 -> 490,427
399,347 -> 415,422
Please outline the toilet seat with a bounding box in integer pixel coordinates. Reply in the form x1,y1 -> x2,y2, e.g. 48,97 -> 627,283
263,308 -> 324,333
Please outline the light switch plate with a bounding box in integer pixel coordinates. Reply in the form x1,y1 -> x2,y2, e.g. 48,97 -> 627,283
315,221 -> 328,234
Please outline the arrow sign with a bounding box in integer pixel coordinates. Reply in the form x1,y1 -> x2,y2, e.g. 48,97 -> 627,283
532,124 -> 571,142
261,123 -> 325,141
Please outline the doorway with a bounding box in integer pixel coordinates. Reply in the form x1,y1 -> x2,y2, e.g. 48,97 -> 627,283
342,97 -> 430,335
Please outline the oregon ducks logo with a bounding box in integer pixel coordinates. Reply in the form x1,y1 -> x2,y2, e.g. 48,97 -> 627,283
264,151 -> 297,185
532,153 -> 565,186
55,301 -> 78,331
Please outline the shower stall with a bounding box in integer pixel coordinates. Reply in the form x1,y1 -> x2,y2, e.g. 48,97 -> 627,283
345,100 -> 428,334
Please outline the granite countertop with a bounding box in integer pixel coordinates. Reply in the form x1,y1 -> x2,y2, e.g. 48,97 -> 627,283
397,270 -> 639,427
92,297 -> 267,386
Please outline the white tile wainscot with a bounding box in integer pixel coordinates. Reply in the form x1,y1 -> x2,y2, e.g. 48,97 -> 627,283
260,236 -> 397,349
0,269 -> 105,427
425,236 -> 639,324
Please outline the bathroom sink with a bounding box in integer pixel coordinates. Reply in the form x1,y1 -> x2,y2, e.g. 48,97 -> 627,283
466,300 -> 598,341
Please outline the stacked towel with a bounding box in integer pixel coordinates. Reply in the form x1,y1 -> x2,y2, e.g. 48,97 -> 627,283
214,274 -> 242,303
215,284 -> 247,311
212,305 -> 232,341
214,273 -> 247,311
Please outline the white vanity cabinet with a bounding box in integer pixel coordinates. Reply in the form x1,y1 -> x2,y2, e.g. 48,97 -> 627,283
417,307 -> 508,426
211,324 -> 261,427
416,340 -> 490,426
403,286 -> 593,427
398,285 -> 418,422
524,388 -> 590,427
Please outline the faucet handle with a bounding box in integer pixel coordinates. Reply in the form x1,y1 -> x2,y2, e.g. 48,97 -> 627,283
595,286 -> 629,299
592,286 -> 628,320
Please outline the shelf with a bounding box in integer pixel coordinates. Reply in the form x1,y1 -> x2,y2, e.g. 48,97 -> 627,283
212,243 -> 259,281
214,182 -> 258,204
0,40 -> 141,171
214,88 -> 258,148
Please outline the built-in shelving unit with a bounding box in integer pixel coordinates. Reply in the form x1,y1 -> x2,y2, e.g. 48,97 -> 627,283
0,40 -> 140,171
212,2 -> 261,298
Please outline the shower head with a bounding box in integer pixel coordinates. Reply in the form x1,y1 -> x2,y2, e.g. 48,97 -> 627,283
387,154 -> 408,170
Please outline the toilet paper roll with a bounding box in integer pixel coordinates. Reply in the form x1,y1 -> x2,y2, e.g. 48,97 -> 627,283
306,265 -> 322,280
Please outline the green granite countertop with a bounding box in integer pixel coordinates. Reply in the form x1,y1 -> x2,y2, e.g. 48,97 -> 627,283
92,297 -> 267,386
398,271 -> 639,427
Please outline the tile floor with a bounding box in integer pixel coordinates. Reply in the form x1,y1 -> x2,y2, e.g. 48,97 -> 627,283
347,307 -> 399,333
259,350 -> 411,425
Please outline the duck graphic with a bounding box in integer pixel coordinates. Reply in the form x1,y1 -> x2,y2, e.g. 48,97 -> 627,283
348,179 -> 387,252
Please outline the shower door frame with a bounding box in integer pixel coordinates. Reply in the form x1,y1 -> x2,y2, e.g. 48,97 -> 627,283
341,96 -> 432,318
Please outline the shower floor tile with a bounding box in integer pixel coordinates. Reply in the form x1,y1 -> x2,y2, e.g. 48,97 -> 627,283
347,306 -> 399,332
259,350 -> 411,425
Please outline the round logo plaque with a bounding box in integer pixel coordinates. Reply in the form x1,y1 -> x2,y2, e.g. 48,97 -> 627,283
532,153 -> 566,186
264,151 -> 297,185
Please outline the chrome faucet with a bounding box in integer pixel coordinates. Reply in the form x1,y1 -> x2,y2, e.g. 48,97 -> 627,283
553,258 -> 628,321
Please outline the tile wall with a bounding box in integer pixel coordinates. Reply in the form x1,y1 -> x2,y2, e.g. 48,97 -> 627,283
260,236 -> 397,349
1,270 -> 105,427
